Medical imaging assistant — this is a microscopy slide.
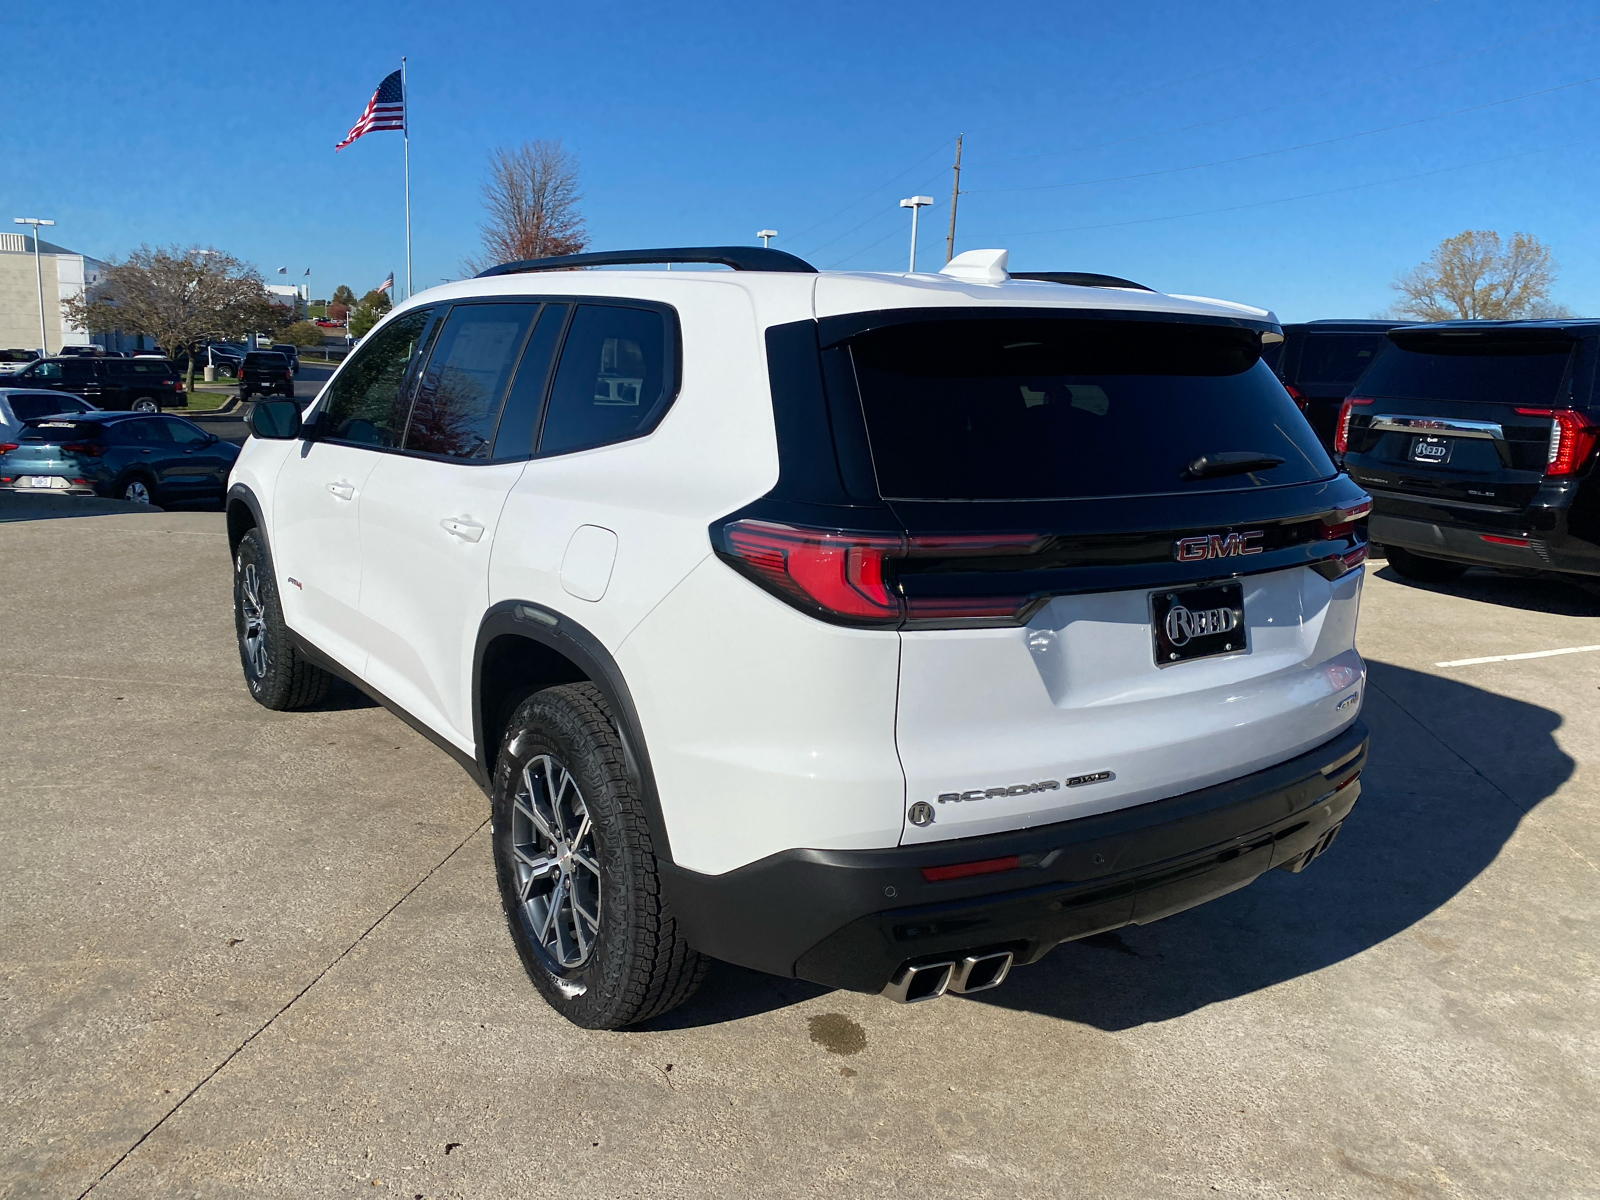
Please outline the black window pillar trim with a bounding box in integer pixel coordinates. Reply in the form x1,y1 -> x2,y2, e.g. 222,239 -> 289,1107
473,600 -> 675,866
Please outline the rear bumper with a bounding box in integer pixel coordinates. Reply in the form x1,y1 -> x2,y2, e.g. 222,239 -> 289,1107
1371,505 -> 1600,575
663,720 -> 1367,992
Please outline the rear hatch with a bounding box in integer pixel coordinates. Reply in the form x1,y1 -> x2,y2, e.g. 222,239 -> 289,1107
825,312 -> 1368,844
1341,327 -> 1586,516
1284,329 -> 1393,449
1,419 -> 106,484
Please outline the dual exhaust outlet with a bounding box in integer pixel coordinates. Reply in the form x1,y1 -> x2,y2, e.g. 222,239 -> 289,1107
881,951 -> 1014,1003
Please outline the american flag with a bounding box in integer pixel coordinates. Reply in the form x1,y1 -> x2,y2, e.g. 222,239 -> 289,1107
376,272 -> 395,293
335,69 -> 405,151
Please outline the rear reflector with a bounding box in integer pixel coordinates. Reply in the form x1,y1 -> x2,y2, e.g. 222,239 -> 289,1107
1481,534 -> 1530,547
921,855 -> 1021,883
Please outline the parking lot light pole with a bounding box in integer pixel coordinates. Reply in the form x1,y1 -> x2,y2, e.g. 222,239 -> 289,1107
757,229 -> 777,248
14,218 -> 55,354
899,197 -> 933,273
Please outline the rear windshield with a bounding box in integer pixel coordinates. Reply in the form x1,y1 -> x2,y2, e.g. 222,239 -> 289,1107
848,318 -> 1333,500
23,419 -> 105,440
10,394 -> 94,420
246,353 -> 288,366
1295,332 -> 1388,387
1358,335 -> 1576,406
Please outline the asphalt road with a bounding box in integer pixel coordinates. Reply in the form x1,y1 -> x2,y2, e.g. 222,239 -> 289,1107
185,363 -> 334,446
2,520 -> 1596,1199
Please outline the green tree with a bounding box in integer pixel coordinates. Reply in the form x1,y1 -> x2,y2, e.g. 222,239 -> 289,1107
277,321 -> 326,348
331,284 -> 357,307
348,289 -> 393,339
61,245 -> 274,395
1391,231 -> 1561,321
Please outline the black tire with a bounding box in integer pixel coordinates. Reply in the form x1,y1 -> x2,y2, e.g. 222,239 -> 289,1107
1385,545 -> 1470,583
232,527 -> 332,709
491,683 -> 706,1029
239,388 -> 252,401
132,396 -> 159,413
116,474 -> 155,505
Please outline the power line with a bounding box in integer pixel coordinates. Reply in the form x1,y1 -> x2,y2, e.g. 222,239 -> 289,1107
783,141 -> 950,251
957,134 -> 1600,242
970,14 -> 1600,169
970,73 -> 1600,195
803,164 -> 951,258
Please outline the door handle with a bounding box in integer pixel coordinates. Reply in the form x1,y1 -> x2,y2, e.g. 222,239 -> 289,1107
326,482 -> 355,501
441,517 -> 485,543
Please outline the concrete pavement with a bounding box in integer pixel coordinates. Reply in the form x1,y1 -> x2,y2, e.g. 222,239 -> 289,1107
2,515 -> 1596,1198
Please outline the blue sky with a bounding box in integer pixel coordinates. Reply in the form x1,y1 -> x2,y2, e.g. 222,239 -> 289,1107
4,0 -> 1598,321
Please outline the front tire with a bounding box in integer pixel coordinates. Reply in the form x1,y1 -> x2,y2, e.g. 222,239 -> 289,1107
1385,545 -> 1469,583
132,396 -> 159,413
491,683 -> 706,1029
233,528 -> 332,709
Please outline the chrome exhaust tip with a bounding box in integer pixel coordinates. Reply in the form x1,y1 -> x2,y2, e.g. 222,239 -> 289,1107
949,951 -> 1014,995
881,960 -> 956,1003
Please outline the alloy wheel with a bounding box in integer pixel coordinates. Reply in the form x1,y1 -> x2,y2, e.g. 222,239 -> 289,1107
132,398 -> 158,413
239,562 -> 268,680
510,754 -> 602,974
123,480 -> 151,504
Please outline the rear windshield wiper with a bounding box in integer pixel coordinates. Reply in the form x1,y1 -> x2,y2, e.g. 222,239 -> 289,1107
1182,451 -> 1285,480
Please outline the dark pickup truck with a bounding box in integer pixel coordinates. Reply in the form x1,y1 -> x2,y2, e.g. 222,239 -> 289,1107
239,351 -> 296,401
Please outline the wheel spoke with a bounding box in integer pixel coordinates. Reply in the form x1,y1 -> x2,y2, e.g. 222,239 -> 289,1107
540,875 -> 565,943
513,845 -> 556,878
569,850 -> 601,877
518,764 -> 561,845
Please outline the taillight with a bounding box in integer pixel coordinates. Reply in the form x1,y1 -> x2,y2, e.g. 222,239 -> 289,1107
716,520 -> 1046,627
1335,396 -> 1373,455
0,442 -> 17,453
1284,382 -> 1307,412
1319,495 -> 1372,574
1514,408 -> 1598,477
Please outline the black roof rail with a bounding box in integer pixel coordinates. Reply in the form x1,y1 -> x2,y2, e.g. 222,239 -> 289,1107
1011,271 -> 1154,292
476,246 -> 817,278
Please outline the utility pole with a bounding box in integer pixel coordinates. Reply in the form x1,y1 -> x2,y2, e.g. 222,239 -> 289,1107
14,217 -> 55,353
945,134 -> 964,263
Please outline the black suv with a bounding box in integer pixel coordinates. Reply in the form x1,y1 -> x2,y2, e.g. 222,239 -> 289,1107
1340,320 -> 1600,582
238,351 -> 295,401
1265,320 -> 1412,451
6,356 -> 186,411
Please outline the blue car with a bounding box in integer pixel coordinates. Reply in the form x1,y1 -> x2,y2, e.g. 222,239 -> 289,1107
0,410 -> 239,506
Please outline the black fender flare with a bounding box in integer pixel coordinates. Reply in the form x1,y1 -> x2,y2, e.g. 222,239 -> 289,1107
225,482 -> 269,557
473,600 -> 675,868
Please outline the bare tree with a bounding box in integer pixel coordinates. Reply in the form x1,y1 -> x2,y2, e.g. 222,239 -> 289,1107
1390,231 -> 1559,321
466,140 -> 588,273
62,245 -> 274,393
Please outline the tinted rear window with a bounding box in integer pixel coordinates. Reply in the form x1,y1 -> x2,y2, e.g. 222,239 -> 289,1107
848,318 -> 1333,500
1295,333 -> 1387,388
11,394 -> 93,420
1358,335 -> 1575,406
246,353 -> 289,366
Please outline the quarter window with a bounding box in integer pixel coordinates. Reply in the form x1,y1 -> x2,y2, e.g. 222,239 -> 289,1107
405,303 -> 538,459
319,309 -> 435,447
539,304 -> 673,456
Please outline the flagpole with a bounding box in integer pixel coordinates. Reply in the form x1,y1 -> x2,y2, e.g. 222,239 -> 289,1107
402,56 -> 412,301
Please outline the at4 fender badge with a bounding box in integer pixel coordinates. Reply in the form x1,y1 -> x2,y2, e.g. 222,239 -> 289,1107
937,772 -> 1114,804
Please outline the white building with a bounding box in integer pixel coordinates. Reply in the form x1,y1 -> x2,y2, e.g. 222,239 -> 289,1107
0,231 -> 101,353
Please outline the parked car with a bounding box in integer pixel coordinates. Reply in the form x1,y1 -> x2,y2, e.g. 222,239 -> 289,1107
272,342 -> 301,375
0,388 -> 99,437
5,356 -> 186,411
0,349 -> 39,375
226,245 -> 1371,1029
1,410 -> 237,504
238,351 -> 295,400
1265,320 -> 1413,452
315,318 -> 344,328
1340,319 -> 1600,583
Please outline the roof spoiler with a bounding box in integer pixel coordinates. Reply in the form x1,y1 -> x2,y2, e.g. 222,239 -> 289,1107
1011,271 -> 1154,292
476,246 -> 818,278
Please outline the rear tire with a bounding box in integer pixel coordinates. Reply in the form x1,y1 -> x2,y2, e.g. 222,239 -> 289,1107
233,528 -> 332,710
132,396 -> 159,413
1385,545 -> 1469,583
118,476 -> 153,505
491,683 -> 706,1029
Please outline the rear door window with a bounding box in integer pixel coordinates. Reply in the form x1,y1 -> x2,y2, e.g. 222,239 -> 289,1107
1294,333 -> 1388,389
848,317 -> 1333,500
319,309 -> 435,448
538,304 -> 675,455
492,304 -> 569,460
404,302 -> 538,459
1356,334 -> 1575,406
11,394 -> 93,420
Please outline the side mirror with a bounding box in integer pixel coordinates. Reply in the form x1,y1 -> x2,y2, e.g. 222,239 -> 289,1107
245,399 -> 300,440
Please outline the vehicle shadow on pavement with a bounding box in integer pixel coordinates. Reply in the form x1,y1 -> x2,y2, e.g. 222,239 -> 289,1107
966,658 -> 1571,1030
1372,564 -> 1600,617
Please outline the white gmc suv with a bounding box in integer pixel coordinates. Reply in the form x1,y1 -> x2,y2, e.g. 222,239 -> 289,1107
227,246 -> 1371,1028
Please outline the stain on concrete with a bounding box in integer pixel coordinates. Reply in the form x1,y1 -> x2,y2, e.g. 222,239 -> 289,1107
807,1013 -> 866,1055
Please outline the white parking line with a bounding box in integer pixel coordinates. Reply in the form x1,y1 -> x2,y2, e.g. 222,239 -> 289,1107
1435,644 -> 1600,668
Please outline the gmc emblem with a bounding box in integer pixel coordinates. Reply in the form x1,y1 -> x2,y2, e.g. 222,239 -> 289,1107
1174,531 -> 1265,562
